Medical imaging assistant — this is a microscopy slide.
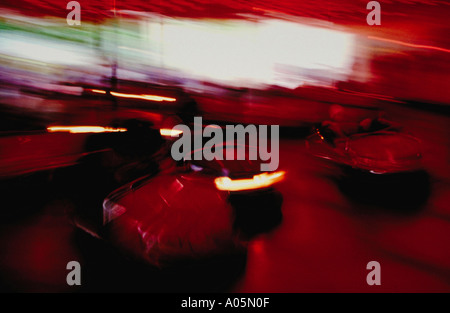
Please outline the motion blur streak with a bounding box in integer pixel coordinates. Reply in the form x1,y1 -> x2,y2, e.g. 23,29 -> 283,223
368,36 -> 450,54
110,91 -> 177,102
47,126 -> 127,133
215,171 -> 285,191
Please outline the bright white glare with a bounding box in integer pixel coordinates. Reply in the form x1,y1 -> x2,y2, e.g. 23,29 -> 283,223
259,20 -> 354,70
151,18 -> 355,86
159,128 -> 183,137
0,33 -> 98,66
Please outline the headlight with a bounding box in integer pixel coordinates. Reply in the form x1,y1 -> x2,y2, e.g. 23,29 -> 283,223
214,171 -> 286,191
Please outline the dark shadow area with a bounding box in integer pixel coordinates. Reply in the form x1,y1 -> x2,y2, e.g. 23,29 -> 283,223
0,172 -> 53,224
397,100 -> 450,116
279,126 -> 312,139
0,112 -> 47,133
334,167 -> 431,214
229,189 -> 283,239
72,229 -> 247,293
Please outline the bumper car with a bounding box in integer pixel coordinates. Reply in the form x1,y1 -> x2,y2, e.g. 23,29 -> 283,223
306,116 -> 429,210
74,143 -> 285,268
305,117 -> 422,174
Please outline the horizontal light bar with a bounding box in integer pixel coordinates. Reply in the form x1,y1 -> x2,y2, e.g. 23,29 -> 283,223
47,126 -> 127,133
110,91 -> 176,102
215,171 -> 285,191
88,89 -> 176,102
160,128 -> 183,137
90,89 -> 106,94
